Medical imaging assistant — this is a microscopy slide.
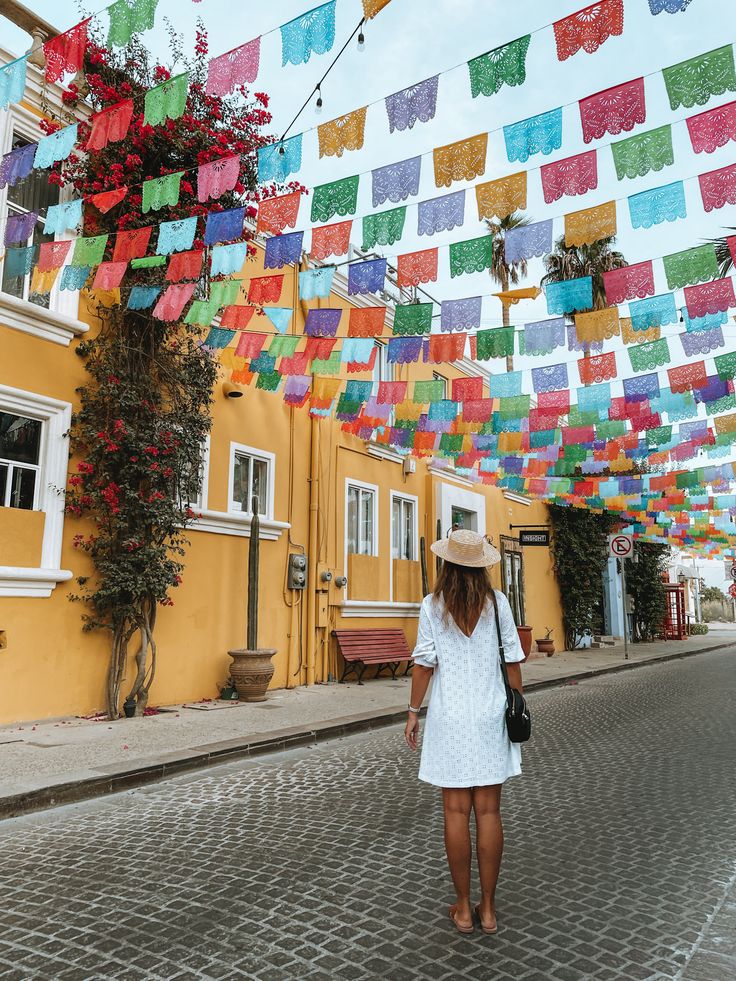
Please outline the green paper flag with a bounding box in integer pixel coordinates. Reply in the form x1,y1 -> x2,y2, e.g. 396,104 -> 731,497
312,351 -> 342,375
627,338 -> 671,373
662,45 -> 736,111
714,352 -> 736,380
413,379 -> 445,403
142,171 -> 182,213
468,35 -> 531,99
185,299 -> 219,327
476,327 -> 514,359
131,255 -> 167,269
497,395 -> 530,420
394,303 -> 433,336
108,0 -> 159,47
311,175 -> 360,224
256,372 -> 282,392
71,235 -> 108,268
596,421 -> 626,439
362,206 -> 406,250
210,280 -> 240,306
449,235 -> 493,278
611,125 -> 674,181
144,73 -> 189,126
268,335 -> 300,358
646,426 -> 672,448
662,245 -> 719,290
439,433 -> 463,455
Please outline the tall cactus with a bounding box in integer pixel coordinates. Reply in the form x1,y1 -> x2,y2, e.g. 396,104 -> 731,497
247,494 -> 259,650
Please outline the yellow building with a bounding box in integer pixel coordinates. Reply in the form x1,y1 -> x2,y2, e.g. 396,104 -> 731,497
0,31 -> 564,725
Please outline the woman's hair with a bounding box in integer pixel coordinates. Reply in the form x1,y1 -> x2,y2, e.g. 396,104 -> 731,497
433,560 -> 493,635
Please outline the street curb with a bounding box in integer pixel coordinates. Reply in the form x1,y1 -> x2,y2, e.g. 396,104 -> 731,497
0,641 -> 732,821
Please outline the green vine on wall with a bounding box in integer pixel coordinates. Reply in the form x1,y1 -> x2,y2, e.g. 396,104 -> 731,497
549,505 -> 615,650
627,542 -> 670,642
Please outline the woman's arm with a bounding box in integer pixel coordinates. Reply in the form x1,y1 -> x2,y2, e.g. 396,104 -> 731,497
404,664 -> 433,750
506,662 -> 523,693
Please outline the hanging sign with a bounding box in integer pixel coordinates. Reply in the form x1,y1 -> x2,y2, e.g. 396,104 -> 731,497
729,562 -> 736,582
519,529 -> 550,546
608,533 -> 633,558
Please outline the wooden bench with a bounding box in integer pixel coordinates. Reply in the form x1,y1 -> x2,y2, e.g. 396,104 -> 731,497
332,629 -> 413,684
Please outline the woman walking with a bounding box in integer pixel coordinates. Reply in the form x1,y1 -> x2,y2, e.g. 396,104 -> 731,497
405,529 -> 525,935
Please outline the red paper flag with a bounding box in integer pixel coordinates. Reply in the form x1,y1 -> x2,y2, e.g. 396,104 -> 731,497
579,78 -> 646,144
113,226 -> 153,263
397,248 -> 438,288
220,306 -> 257,329
248,275 -> 284,305
553,0 -> 624,62
257,191 -> 302,235
310,220 -> 353,261
89,187 -> 128,213
541,150 -> 598,204
578,352 -> 617,386
603,261 -> 655,305
86,100 -> 134,151
44,18 -> 90,83
348,306 -> 386,337
166,250 -> 204,282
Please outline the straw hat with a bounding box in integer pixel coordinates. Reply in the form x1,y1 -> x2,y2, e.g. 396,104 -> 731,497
430,529 -> 501,568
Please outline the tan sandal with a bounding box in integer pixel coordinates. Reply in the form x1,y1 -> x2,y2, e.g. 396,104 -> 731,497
449,905 -> 475,934
474,904 -> 498,935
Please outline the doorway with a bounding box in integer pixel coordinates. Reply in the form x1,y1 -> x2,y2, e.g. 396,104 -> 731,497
501,538 -> 525,626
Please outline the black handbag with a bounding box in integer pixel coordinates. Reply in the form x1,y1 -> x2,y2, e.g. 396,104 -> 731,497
490,590 -> 531,743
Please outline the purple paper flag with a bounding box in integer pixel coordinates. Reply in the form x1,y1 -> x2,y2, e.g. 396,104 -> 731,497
348,257 -> 386,295
264,230 -> 304,269
441,296 -> 481,332
4,210 -> 37,245
0,143 -> 36,190
385,76 -> 439,133
204,207 -> 245,246
372,156 -> 421,208
417,190 -> 466,236
305,308 -> 342,337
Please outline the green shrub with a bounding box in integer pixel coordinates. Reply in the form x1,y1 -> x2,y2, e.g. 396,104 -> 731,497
690,623 -> 709,635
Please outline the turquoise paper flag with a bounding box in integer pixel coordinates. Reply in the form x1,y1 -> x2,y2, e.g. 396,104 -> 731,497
263,307 -> 292,333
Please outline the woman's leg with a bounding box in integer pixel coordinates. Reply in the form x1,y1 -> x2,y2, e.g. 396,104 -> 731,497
472,784 -> 503,927
442,787 -> 474,927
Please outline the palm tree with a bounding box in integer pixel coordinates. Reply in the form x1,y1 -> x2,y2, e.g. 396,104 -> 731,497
541,236 -> 626,311
541,236 -> 627,386
487,211 -> 531,371
712,228 -> 735,277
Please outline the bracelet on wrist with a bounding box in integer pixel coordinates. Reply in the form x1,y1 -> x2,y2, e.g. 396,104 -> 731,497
408,704 -> 422,714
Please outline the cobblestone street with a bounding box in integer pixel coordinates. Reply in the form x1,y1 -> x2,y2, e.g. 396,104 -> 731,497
0,650 -> 734,981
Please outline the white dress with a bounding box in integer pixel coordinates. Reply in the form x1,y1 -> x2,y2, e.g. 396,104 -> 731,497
413,590 -> 525,789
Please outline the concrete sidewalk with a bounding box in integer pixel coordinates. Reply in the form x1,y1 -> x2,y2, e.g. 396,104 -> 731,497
1,629 -> 734,819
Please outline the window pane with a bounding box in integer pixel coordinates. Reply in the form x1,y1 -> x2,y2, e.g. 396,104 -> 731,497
0,412 -> 42,465
403,501 -> 414,560
0,463 -> 7,506
9,466 -> 36,509
360,490 -> 373,555
391,499 -> 400,560
347,486 -> 359,554
232,454 -> 251,512
7,137 -> 60,215
251,459 -> 267,514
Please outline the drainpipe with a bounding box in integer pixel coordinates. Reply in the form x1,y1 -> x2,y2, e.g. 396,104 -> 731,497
306,413 -> 319,685
298,252 -> 320,686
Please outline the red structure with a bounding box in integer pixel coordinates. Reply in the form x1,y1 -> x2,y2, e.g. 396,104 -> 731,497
661,584 -> 687,640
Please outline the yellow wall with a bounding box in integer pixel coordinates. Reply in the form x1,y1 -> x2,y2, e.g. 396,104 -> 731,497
0,240 -> 565,724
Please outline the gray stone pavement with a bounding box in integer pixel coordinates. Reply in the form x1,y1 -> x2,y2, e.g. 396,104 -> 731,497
2,628 -> 734,812
0,649 -> 734,980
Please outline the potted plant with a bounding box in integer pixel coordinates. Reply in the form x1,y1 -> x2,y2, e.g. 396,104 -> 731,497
219,678 -> 238,701
516,625 -> 533,660
228,496 -> 277,702
536,627 -> 555,656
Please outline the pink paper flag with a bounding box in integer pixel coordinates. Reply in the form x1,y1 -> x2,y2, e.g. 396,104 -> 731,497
541,150 -> 598,203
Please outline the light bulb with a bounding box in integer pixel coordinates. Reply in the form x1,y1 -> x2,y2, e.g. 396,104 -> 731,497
315,86 -> 323,114
278,144 -> 285,156
357,30 -> 365,51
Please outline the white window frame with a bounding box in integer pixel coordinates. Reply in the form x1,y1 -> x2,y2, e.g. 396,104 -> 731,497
0,384 -> 72,597
390,490 -> 418,562
227,441 -> 275,520
345,478 -> 379,561
0,411 -> 42,509
0,104 -> 85,343
435,481 -> 487,539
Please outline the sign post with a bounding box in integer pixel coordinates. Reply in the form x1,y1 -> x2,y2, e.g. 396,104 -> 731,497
609,534 -> 634,661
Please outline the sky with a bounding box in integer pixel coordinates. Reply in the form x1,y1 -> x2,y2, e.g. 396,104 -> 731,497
3,0 -> 736,586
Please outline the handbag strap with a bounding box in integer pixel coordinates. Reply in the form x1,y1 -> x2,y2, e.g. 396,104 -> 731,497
489,589 -> 514,710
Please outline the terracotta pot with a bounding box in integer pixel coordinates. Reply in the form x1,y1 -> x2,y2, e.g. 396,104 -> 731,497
228,648 -> 276,702
516,626 -> 533,660
536,639 -> 555,656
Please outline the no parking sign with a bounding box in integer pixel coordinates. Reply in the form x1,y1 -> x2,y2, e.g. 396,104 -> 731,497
608,534 -> 633,559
